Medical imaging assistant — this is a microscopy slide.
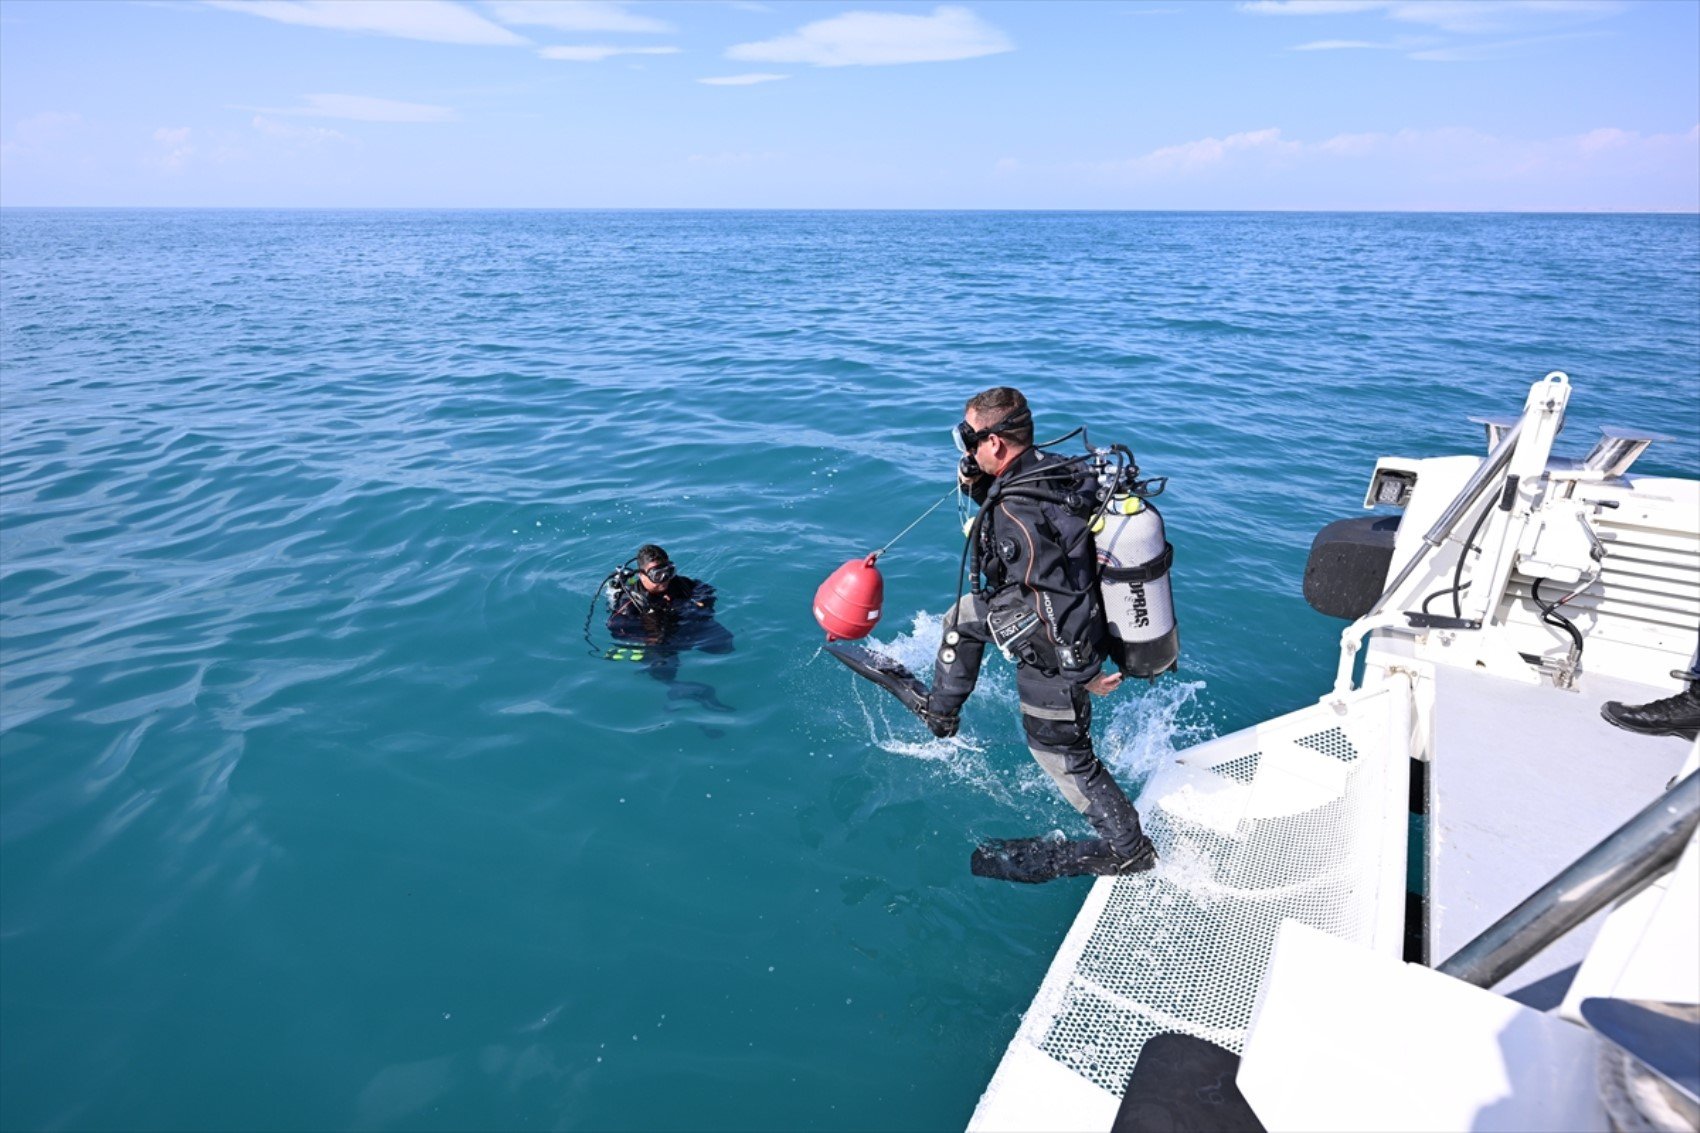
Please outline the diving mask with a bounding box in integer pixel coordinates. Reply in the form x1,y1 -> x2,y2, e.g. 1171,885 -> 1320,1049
952,407 -> 1033,455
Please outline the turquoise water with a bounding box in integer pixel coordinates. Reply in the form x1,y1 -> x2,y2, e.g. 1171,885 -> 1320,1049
3,210 -> 1697,1131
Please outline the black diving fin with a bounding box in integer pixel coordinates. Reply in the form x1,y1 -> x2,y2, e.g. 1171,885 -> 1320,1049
824,641 -> 958,738
971,836 -> 1157,884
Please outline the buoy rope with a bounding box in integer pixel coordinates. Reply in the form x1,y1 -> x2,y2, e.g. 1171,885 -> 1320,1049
873,485 -> 958,560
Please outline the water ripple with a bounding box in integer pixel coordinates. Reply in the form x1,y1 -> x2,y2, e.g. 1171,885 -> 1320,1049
2,209 -> 1696,1132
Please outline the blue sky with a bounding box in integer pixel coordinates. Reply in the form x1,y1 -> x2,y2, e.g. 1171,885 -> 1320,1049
2,0 -> 1696,209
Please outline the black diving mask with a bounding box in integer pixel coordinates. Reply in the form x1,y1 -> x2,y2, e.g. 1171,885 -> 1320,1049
642,562 -> 676,585
952,408 -> 1033,454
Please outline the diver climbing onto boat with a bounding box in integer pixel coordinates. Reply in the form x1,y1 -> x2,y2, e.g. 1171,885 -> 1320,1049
826,387 -> 1178,882
592,545 -> 734,713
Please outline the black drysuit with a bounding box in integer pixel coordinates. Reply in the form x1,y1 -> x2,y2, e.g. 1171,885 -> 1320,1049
934,447 -> 1148,859
608,575 -> 734,710
608,574 -> 717,639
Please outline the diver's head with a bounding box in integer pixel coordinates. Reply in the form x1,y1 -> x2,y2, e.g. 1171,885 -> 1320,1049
958,387 -> 1033,477
634,544 -> 677,592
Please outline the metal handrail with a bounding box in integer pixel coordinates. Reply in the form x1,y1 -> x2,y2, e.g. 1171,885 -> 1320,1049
1437,770 -> 1700,989
1366,417 -> 1524,619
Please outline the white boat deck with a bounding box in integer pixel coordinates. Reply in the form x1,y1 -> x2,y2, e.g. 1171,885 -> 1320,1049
1429,664 -> 1694,1002
970,376 -> 1698,1132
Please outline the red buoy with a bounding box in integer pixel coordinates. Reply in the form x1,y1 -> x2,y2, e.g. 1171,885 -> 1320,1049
813,555 -> 884,641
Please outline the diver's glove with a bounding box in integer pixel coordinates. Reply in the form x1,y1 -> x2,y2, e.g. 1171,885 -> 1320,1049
920,706 -> 960,740
957,455 -> 991,506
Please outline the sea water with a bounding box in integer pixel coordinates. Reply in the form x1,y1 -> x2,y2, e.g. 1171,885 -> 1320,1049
2,210 -> 1696,1131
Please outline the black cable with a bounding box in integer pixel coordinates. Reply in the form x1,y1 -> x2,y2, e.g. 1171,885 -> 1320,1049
1450,495 -> 1498,619
1531,577 -> 1585,660
582,569 -> 621,657
1033,426 -> 1085,450
584,558 -> 647,658
1418,492 -> 1498,618
1421,580 -> 1467,616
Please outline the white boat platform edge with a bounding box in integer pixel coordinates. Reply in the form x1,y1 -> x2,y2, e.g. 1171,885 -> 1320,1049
968,373 -> 1700,1133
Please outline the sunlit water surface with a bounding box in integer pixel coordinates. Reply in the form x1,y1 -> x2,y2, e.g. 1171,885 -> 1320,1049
3,210 -> 1696,1131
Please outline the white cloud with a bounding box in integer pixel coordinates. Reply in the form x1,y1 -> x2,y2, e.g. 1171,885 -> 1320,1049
1241,0 -> 1626,36
1407,30 -> 1605,62
1292,38 -> 1393,50
0,113 -> 86,171
251,115 -> 347,143
1387,1 -> 1623,34
486,1 -> 672,34
1107,123 -> 1700,191
697,72 -> 788,85
727,5 -> 1012,67
686,150 -> 779,164
1239,2 -> 1393,14
207,0 -> 527,45
1,111 -> 85,156
1124,127 -> 1298,174
151,126 -> 195,171
539,44 -> 679,61
243,94 -> 458,122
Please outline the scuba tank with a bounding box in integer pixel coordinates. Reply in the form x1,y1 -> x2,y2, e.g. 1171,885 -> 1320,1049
1094,491 -> 1178,678
959,432 -> 1180,681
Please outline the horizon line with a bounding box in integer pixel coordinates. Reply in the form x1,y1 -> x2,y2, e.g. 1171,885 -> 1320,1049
3,205 -> 1697,216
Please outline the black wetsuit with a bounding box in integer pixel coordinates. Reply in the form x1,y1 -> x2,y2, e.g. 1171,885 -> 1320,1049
935,447 -> 1149,860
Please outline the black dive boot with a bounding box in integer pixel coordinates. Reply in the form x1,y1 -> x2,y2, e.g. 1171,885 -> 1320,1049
825,642 -> 959,738
1105,834 -> 1159,876
1602,674 -> 1700,742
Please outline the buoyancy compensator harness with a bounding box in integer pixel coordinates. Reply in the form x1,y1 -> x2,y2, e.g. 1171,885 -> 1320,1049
957,429 -> 1180,680
583,557 -> 656,660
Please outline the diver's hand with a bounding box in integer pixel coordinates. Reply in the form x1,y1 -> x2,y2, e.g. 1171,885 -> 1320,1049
1085,672 -> 1123,696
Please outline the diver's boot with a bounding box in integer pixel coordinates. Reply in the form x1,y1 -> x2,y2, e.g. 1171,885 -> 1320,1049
1102,835 -> 1159,876
1602,675 -> 1700,742
825,641 -> 959,738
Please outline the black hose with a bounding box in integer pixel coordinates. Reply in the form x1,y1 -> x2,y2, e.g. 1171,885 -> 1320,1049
1532,577 -> 1585,660
582,569 -> 620,657
584,560 -> 645,658
1419,492 -> 1498,618
955,442 -> 1138,604
1421,580 -> 1468,616
1451,495 -> 1498,619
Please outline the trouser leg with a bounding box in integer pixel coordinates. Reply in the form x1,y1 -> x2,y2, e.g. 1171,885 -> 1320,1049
930,592 -> 990,717
1601,632 -> 1700,740
1016,667 -> 1147,859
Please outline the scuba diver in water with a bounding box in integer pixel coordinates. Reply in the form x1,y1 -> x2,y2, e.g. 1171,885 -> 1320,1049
604,545 -> 734,712
828,388 -> 1161,882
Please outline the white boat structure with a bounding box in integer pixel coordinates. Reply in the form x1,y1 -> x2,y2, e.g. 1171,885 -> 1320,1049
970,373 -> 1700,1133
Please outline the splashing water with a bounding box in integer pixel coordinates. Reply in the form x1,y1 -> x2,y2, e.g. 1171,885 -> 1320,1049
6,209 -> 1693,1133
1102,678 -> 1212,789
839,611 -> 1213,815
